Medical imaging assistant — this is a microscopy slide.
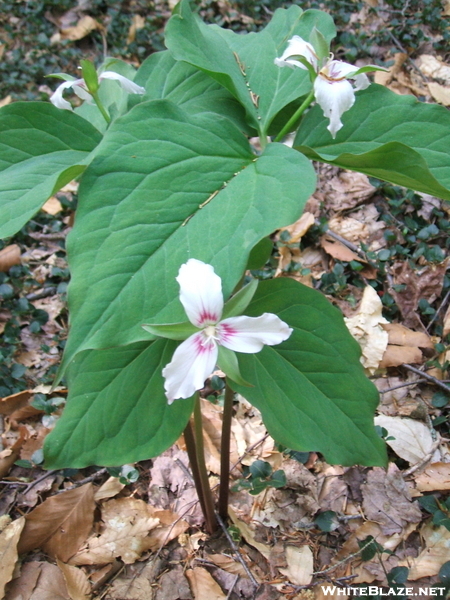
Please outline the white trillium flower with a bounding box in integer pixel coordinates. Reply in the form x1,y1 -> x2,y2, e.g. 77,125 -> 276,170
275,35 -> 371,138
50,71 -> 145,111
162,259 -> 293,404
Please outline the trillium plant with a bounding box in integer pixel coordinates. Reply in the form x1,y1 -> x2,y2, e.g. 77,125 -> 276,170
2,0 -> 450,531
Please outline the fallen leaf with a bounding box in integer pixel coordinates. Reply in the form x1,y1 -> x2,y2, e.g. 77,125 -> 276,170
379,344 -> 423,367
154,563 -> 192,600
18,483 -> 95,562
320,236 -> 361,262
186,567 -> 226,600
361,464 -> 422,535
0,245 -> 21,272
277,212 -> 315,244
375,52 -> 407,86
382,323 -> 433,348
390,260 -> 449,328
41,196 -> 63,215
69,497 -> 159,565
344,286 -> 389,373
6,561 -> 70,600
126,14 -> 146,45
0,517 -> 25,598
399,521 -> 450,579
443,304 -> 450,337
322,171 -> 376,212
415,462 -> 450,492
206,553 -> 249,578
93,477 -> 125,501
145,508 -> 189,551
279,545 -> 314,585
60,15 -> 101,41
228,507 -> 271,559
374,415 -> 439,464
0,95 -> 12,108
427,81 -> 450,106
56,560 -> 91,600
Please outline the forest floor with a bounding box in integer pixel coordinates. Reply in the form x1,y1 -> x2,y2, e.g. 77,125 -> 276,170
1,0 -> 450,599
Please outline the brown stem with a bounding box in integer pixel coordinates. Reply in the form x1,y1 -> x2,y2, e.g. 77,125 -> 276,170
183,419 -> 208,520
193,395 -> 218,533
218,382 -> 234,521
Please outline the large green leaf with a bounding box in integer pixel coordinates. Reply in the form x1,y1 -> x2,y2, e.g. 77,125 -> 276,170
44,339 -> 194,468
165,0 -> 335,134
60,100 -> 316,373
294,85 -> 450,200
131,50 -> 253,133
0,102 -> 102,238
232,279 -> 387,467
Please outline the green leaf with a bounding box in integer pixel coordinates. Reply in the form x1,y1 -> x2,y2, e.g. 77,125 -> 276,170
44,339 -> 194,468
217,346 -> 253,387
222,280 -> 259,319
315,510 -> 339,532
250,459 -> 273,479
0,102 -> 102,239
246,237 -> 273,270
59,100 -> 316,374
132,50 -> 253,134
418,495 -> 439,514
230,278 -> 387,467
294,85 -> 450,201
165,0 -> 335,133
141,321 -> 198,341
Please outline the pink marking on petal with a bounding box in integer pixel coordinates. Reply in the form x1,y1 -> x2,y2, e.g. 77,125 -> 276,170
197,310 -> 220,326
217,322 -> 237,345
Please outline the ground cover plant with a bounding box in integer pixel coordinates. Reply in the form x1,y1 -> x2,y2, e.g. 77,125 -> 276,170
1,0 -> 450,598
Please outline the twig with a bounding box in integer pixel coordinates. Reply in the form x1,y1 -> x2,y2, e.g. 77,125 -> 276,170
174,457 -> 195,483
229,433 -> 269,473
403,438 -> 442,476
215,512 -> 259,589
427,290 -> 450,331
55,467 -> 108,493
323,228 -> 368,260
403,364 -> 450,395
385,30 -> 429,80
225,574 -> 240,599
26,287 -> 58,300
379,379 -> 427,393
22,469 -> 59,494
312,537 -> 377,576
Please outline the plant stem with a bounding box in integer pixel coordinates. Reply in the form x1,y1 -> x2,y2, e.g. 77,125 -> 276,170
218,382 -> 234,520
91,92 -> 111,124
193,395 -> 218,533
183,419 -> 208,520
273,89 -> 315,143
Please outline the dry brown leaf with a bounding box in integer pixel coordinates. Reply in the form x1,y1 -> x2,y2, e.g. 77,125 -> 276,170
56,560 -> 91,600
0,434 -> 27,479
415,462 -> 450,492
361,464 -> 422,535
379,344 -> 423,368
186,567 -> 226,600
443,303 -> 450,337
374,53 -> 407,86
228,507 -> 271,559
206,553 -> 249,578
60,16 -> 101,41
321,171 -> 376,212
107,560 -> 160,600
0,517 -> 25,598
399,521 -> 450,579
0,391 -> 33,416
126,14 -> 146,45
374,415 -> 439,464
93,477 -> 125,501
277,212 -> 315,244
278,545 -> 313,585
145,508 -> 189,551
0,244 -> 21,272
6,561 -> 70,600
382,323 -> 433,348
390,260 -> 449,328
41,196 -> 63,215
443,0 -> 450,15
18,483 -> 95,562
0,95 -> 12,108
427,81 -> 450,106
69,497 -> 159,565
344,286 -> 389,373
320,236 -> 361,262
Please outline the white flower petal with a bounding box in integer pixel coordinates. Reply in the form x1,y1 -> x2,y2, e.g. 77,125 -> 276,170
99,71 -> 146,95
354,73 -> 370,91
325,60 -> 359,79
314,75 -> 355,138
50,80 -> 79,111
162,332 -> 218,403
72,83 -> 93,103
274,35 -> 318,71
218,313 -> 292,353
176,259 -> 224,328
